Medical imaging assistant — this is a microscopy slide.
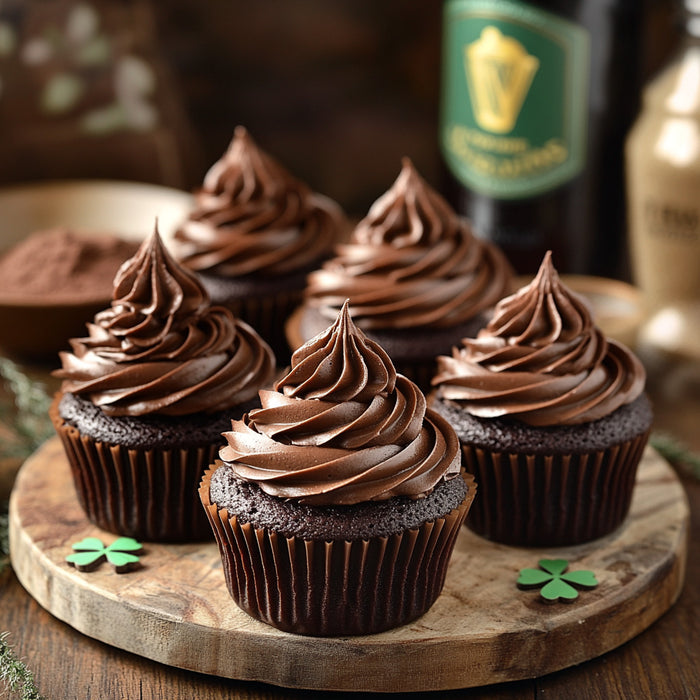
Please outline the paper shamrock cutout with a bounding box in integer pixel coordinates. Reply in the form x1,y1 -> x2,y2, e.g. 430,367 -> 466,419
66,537 -> 143,573
517,558 -> 598,603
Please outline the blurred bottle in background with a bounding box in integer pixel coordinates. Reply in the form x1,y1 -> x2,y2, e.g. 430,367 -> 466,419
626,0 -> 700,313
438,0 -> 670,278
627,0 -> 700,390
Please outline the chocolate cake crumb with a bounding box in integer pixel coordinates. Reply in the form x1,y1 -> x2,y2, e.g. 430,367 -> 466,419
209,463 -> 471,541
57,392 -> 258,450
430,393 -> 653,455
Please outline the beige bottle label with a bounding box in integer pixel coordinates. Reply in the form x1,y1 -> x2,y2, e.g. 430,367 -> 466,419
630,192 -> 700,306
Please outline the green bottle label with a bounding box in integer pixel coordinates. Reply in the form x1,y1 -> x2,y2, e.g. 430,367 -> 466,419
440,0 -> 589,199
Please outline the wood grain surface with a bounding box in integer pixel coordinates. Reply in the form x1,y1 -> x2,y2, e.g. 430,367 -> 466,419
8,437 -> 689,693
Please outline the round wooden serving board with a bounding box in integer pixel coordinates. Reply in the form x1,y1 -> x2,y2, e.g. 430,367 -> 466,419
9,437 -> 689,693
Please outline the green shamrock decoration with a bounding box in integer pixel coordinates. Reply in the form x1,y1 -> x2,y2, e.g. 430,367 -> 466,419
517,558 -> 598,603
66,537 -> 143,573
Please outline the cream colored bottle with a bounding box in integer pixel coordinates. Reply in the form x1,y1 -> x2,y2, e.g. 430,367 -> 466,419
626,4 -> 700,313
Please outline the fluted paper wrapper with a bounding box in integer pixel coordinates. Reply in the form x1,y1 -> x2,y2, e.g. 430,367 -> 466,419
230,289 -> 300,362
50,400 -> 216,542
200,468 -> 476,636
392,359 -> 439,396
203,276 -> 303,365
461,431 -> 650,547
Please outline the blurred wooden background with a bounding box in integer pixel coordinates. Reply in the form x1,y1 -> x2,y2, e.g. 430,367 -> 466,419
153,1 -> 445,215
0,0 -> 678,219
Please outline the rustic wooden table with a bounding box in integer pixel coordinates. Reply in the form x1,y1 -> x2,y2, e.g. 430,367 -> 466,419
1,355 -> 698,699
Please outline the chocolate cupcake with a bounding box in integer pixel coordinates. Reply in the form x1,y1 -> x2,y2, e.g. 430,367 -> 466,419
200,301 -> 476,636
289,158 -> 514,391
430,252 -> 652,547
172,126 -> 348,365
51,226 -> 275,542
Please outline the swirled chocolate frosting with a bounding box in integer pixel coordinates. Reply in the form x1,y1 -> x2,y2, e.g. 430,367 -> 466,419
55,227 -> 275,417
219,301 -> 461,505
305,158 -> 513,329
431,252 -> 646,426
173,126 -> 346,276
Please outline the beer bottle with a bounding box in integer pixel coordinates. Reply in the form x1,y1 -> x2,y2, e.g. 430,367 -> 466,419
626,0 -> 700,312
438,0 -> 660,277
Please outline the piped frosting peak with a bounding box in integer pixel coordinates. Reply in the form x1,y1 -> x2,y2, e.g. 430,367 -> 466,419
432,252 -> 646,426
173,126 -> 346,276
305,158 -> 513,329
219,300 -> 461,505
56,224 -> 275,416
278,300 -> 395,403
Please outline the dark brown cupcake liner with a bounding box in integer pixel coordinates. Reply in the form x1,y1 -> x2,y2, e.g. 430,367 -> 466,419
199,468 -> 476,636
227,287 -> 301,359
50,399 -> 218,542
392,359 -> 439,396
461,430 -> 650,547
204,279 -> 303,367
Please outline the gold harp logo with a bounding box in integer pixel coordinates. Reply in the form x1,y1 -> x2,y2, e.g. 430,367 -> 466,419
465,26 -> 539,134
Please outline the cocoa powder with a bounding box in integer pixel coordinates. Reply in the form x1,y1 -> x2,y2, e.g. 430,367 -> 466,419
0,227 -> 139,298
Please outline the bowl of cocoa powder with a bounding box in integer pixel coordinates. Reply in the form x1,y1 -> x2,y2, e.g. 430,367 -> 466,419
0,180 -> 192,362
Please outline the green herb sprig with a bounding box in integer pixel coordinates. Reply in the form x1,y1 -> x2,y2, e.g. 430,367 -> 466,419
0,358 -> 53,461
0,359 -> 50,699
0,631 -> 45,700
651,431 -> 700,482
0,502 -> 8,575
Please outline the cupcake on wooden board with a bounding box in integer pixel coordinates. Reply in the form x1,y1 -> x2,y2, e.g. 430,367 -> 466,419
430,252 -> 653,547
289,158 -> 514,391
200,301 -> 476,636
172,126 -> 349,365
51,225 -> 275,542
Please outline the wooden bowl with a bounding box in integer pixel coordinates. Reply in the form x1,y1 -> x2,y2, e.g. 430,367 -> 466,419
0,180 -> 192,362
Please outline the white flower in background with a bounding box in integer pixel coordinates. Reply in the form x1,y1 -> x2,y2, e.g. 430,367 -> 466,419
115,55 -> 158,129
14,1 -> 160,130
21,36 -> 52,65
0,21 -> 16,57
82,55 -> 158,133
42,71 -> 84,113
65,2 -> 99,43
0,21 -> 17,103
